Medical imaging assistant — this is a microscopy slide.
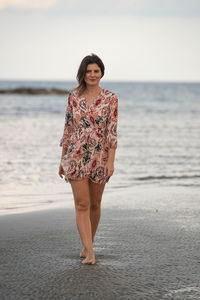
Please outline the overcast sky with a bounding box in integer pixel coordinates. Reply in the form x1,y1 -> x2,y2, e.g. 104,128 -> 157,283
0,0 -> 200,82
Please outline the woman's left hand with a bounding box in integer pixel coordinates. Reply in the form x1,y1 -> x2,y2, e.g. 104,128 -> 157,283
104,160 -> 114,178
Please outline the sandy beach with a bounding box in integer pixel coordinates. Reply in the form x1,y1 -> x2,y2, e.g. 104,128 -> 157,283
1,188 -> 200,300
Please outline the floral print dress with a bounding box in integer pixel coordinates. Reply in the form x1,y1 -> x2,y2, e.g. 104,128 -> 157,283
60,88 -> 118,184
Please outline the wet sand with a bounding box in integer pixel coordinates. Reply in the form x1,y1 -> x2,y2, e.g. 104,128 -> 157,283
0,201 -> 200,300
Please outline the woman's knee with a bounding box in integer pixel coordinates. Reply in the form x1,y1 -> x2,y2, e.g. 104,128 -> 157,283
90,198 -> 101,211
69,178 -> 90,211
75,197 -> 90,212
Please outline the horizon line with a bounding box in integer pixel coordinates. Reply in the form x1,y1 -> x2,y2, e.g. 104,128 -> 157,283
0,78 -> 200,84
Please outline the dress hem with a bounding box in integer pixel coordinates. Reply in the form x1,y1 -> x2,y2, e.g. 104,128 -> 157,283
64,175 -> 110,185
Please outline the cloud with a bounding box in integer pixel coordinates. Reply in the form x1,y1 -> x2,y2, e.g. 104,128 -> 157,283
0,0 -> 60,10
129,0 -> 200,17
0,0 -> 200,17
54,0 -> 200,17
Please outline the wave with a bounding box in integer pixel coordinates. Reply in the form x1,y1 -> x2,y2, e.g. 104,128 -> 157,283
0,88 -> 70,95
134,175 -> 200,181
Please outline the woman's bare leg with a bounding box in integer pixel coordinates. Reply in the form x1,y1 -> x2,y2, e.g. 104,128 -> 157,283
80,179 -> 106,258
89,179 -> 106,241
69,178 -> 95,264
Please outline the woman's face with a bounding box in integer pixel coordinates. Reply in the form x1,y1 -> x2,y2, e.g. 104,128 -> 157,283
84,63 -> 102,87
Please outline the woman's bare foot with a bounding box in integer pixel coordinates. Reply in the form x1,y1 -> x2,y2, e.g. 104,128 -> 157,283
80,247 -> 87,258
82,251 -> 95,265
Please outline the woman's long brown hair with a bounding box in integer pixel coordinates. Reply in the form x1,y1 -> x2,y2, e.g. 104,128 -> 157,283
73,53 -> 105,97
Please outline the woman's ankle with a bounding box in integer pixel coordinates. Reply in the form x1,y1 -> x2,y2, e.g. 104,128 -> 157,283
86,247 -> 94,254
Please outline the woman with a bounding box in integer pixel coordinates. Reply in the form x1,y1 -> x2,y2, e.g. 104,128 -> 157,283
58,53 -> 118,265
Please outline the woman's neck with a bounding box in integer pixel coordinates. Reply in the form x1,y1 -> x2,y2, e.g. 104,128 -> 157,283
85,85 -> 101,95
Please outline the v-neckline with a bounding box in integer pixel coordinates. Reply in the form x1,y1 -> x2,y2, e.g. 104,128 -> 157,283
78,88 -> 104,109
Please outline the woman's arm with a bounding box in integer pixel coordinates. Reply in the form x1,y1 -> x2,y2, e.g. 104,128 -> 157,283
108,148 -> 116,164
59,93 -> 73,159
105,94 -> 118,177
61,146 -> 68,159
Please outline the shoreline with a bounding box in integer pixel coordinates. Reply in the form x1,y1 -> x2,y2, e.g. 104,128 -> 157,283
0,184 -> 199,217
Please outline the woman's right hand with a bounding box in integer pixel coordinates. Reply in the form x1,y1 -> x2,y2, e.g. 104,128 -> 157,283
59,163 -> 65,178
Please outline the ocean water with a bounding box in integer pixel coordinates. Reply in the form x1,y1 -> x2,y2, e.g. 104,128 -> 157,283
0,80 -> 200,215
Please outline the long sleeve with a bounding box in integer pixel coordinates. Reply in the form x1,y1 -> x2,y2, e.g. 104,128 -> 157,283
105,93 -> 118,149
59,94 -> 73,150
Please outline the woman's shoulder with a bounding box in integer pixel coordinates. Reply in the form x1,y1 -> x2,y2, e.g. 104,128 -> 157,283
68,88 -> 77,96
68,88 -> 84,99
102,88 -> 117,99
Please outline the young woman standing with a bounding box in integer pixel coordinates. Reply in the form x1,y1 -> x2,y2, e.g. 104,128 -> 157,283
59,54 -> 118,264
